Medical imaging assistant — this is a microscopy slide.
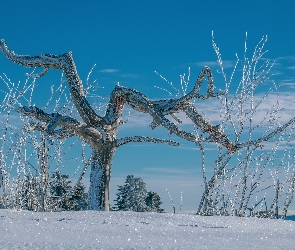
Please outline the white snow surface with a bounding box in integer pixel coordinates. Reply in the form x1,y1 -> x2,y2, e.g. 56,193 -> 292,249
0,210 -> 294,250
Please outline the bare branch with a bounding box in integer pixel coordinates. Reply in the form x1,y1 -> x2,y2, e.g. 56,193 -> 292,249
152,66 -> 222,111
24,121 -> 75,140
116,136 -> 179,147
0,39 -> 103,126
26,67 -> 50,78
235,116 -> 295,150
12,105 -> 103,141
106,84 -> 234,151
181,103 -> 235,152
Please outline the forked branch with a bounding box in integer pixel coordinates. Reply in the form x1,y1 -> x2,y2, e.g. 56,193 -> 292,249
106,82 -> 235,151
0,39 -> 103,127
10,105 -> 103,141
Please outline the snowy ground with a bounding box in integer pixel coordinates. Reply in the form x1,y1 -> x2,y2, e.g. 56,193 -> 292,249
0,210 -> 294,249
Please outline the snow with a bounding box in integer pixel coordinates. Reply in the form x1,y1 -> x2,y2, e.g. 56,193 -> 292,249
0,210 -> 294,249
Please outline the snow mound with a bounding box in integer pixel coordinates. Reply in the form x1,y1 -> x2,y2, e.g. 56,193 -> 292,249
0,209 -> 294,249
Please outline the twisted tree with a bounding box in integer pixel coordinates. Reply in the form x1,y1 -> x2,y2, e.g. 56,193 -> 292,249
0,38 -> 294,212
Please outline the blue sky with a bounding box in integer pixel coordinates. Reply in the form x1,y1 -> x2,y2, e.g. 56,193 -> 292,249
1,0 -> 295,213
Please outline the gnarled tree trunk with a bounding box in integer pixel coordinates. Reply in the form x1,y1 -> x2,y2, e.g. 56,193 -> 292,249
88,142 -> 116,210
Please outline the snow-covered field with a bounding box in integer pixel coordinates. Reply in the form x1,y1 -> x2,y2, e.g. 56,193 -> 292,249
0,210 -> 294,249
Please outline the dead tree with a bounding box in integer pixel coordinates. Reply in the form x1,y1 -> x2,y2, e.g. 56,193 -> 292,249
0,39 -> 242,210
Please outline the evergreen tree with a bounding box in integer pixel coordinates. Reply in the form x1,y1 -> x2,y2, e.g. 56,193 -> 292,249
49,170 -> 88,211
21,174 -> 40,211
70,183 -> 88,211
146,191 -> 164,213
114,175 -> 148,212
114,175 -> 164,213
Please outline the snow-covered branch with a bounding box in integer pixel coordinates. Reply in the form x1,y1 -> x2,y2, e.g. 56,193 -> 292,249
116,136 -> 179,147
24,122 -> 75,140
106,83 -> 235,151
0,39 -> 103,127
11,105 -> 103,141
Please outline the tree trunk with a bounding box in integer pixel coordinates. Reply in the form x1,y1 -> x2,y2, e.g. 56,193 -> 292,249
40,134 -> 48,211
88,144 -> 115,211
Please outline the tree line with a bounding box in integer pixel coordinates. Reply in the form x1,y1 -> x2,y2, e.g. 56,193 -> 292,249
0,172 -> 164,213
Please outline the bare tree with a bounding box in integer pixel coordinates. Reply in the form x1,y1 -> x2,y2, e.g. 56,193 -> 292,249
193,34 -> 295,217
0,39 -> 239,211
0,73 -> 86,211
1,36 -> 294,212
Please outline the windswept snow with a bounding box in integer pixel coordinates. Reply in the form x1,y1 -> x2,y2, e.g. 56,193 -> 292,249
0,209 -> 294,249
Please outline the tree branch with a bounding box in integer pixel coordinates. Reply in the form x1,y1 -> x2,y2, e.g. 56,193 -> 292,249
151,66 -> 221,113
106,83 -> 234,151
0,39 -> 103,126
181,102 -> 235,152
235,116 -> 295,150
116,136 -> 179,147
25,121 -> 75,139
12,105 -> 103,141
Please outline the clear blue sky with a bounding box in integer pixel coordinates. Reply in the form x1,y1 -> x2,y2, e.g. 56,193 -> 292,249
1,0 -> 295,213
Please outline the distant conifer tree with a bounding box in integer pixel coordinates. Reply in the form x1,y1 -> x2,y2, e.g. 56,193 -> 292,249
114,175 -> 164,212
49,170 -> 88,211
145,191 -> 164,213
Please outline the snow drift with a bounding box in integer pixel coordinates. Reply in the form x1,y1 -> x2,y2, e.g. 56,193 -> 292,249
0,210 -> 294,249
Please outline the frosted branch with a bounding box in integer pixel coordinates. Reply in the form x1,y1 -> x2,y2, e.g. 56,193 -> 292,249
106,83 -> 234,151
12,105 -> 103,141
24,122 -> 75,139
0,39 -> 103,126
116,136 -> 179,147
26,67 -> 50,78
181,103 -> 235,151
235,116 -> 295,150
